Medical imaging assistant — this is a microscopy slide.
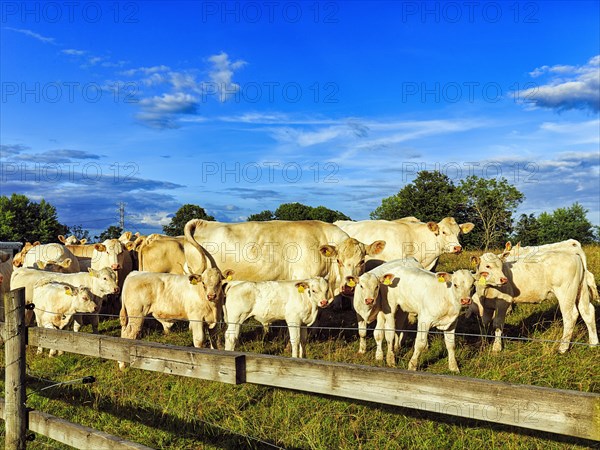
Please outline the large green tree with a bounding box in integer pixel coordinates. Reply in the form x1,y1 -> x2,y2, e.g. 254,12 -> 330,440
95,225 -> 124,242
512,213 -> 541,246
0,193 -> 68,243
370,171 -> 463,222
458,176 -> 524,250
247,203 -> 350,222
163,204 -> 215,236
536,203 -> 596,245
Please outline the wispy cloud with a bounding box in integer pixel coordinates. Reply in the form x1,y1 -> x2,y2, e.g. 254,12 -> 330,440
521,55 -> 600,112
5,27 -> 56,44
61,48 -> 87,56
136,93 -> 199,128
207,52 -> 247,102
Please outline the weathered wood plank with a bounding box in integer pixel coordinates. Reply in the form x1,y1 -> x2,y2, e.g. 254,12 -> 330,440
27,328 -> 244,385
4,288 -> 27,450
244,353 -> 600,441
0,399 -> 153,450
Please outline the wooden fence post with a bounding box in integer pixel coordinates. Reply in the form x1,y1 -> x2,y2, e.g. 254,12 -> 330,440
4,288 -> 28,450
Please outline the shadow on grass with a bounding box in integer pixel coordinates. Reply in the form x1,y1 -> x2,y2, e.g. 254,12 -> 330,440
24,377 -> 300,450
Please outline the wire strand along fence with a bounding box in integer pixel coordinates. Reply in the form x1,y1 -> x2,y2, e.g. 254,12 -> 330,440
1,289 -> 600,449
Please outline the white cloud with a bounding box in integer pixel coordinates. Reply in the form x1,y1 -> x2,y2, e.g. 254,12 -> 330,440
207,52 -> 247,102
62,49 -> 87,56
5,27 -> 56,44
521,55 -> 600,112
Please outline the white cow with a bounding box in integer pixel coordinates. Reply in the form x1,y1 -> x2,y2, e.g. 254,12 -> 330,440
335,217 -> 474,271
185,219 -> 386,299
58,235 -> 88,245
15,243 -> 81,273
11,267 -> 119,332
503,240 -> 599,302
224,277 -> 333,358
119,268 -> 233,369
32,281 -> 98,356
469,251 -> 598,353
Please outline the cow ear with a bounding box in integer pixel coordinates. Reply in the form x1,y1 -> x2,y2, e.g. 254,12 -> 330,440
367,240 -> 386,256
80,238 -> 87,245
436,272 -> 450,283
319,245 -> 337,258
189,275 -> 201,285
345,276 -> 357,287
60,258 -> 72,268
63,286 -> 73,296
33,241 -> 41,247
295,282 -> 309,293
58,235 -> 66,243
223,269 -> 234,281
460,223 -> 474,234
470,256 -> 480,268
500,251 -> 510,261
380,273 -> 394,286
125,241 -> 136,251
94,243 -> 106,252
427,222 -> 440,235
88,268 -> 96,277
504,241 -> 512,251
36,260 -> 47,270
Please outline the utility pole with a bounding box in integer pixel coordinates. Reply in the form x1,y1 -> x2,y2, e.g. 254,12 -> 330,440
118,202 -> 125,230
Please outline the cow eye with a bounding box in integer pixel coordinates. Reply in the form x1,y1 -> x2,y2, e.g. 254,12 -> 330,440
358,259 -> 365,265
337,259 -> 342,265
485,265 -> 490,269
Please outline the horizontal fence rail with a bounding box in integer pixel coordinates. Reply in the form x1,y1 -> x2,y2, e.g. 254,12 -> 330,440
1,322 -> 599,442
0,398 -> 153,450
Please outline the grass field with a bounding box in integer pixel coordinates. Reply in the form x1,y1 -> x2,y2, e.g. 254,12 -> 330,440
2,246 -> 599,449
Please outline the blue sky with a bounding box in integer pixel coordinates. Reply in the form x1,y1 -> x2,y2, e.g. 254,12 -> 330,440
1,1 -> 599,236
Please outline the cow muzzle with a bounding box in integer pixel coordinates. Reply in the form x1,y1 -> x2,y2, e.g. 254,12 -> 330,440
365,297 -> 375,306
453,245 -> 463,254
319,299 -> 331,308
111,264 -> 122,270
460,297 -> 472,306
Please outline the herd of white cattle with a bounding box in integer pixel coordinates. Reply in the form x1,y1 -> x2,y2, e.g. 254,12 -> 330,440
0,217 -> 598,373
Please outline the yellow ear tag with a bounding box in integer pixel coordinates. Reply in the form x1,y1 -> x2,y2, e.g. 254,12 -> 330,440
324,250 -> 331,257
383,278 -> 392,286
347,279 -> 356,288
65,289 -> 73,296
190,278 -> 198,285
478,276 -> 487,286
226,275 -> 232,281
297,286 -> 305,293
437,276 -> 446,283
506,242 -> 512,251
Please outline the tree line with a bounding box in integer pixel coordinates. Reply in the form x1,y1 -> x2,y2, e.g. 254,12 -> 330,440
1,172 -> 597,249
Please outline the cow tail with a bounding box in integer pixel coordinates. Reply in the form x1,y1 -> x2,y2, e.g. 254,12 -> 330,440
184,219 -> 217,270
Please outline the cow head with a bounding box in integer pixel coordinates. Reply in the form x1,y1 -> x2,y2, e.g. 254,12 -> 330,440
58,235 -> 86,245
471,253 -> 509,287
321,238 -> 386,296
427,217 -> 474,255
347,272 -> 394,318
66,285 -> 98,313
93,239 -> 126,271
295,277 -> 332,308
189,268 -> 234,302
88,267 -> 120,295
436,270 -> 476,307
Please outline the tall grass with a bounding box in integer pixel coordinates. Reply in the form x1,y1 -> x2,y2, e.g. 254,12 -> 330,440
1,246 -> 598,449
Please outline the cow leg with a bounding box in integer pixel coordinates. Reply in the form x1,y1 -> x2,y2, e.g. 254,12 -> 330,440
225,311 -> 248,351
443,324 -> 459,373
491,300 -> 511,352
299,326 -> 308,359
121,312 -> 144,340
576,285 -> 599,346
288,321 -> 300,358
408,320 -> 430,371
190,321 -> 206,348
357,315 -> 368,354
394,310 -> 409,353
383,313 -> 397,367
90,314 -> 100,334
556,291 -> 579,354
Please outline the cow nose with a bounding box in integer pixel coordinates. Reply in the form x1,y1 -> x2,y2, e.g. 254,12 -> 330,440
113,287 -> 120,293
500,277 -> 508,284
461,297 -> 472,305
111,264 -> 121,270
207,293 -> 216,301
365,298 -> 375,306
453,245 -> 462,254
319,299 -> 329,308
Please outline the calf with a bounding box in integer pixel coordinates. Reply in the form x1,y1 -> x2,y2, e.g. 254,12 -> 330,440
119,268 -> 233,369
223,277 -> 333,358
11,267 -> 119,331
32,281 -> 97,356
470,251 -> 598,353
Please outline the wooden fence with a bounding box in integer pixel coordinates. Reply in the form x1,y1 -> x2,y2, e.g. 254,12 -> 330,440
2,289 -> 600,448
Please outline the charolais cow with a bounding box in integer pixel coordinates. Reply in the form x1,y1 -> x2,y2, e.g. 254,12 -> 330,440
14,242 -> 80,273
32,281 -> 98,356
503,240 -> 599,302
224,277 -> 333,357
58,235 -> 87,245
469,250 -> 598,353
335,217 -> 474,271
11,267 -> 119,331
184,219 -> 386,299
119,267 -> 233,369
